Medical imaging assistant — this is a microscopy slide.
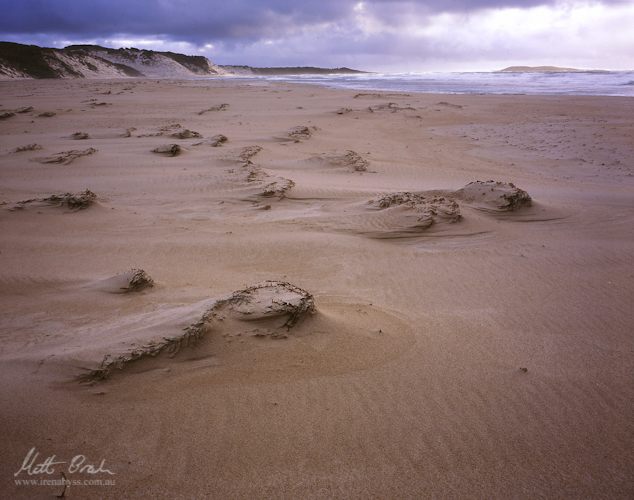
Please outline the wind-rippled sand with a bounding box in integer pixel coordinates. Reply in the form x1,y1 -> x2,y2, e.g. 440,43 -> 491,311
0,79 -> 632,498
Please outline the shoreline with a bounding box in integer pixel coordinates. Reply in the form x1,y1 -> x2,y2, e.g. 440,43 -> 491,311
3,69 -> 634,97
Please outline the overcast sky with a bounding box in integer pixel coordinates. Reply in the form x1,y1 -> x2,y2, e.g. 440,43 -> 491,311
1,0 -> 633,71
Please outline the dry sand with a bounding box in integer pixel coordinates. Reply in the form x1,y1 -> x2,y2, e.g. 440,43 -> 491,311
0,78 -> 633,498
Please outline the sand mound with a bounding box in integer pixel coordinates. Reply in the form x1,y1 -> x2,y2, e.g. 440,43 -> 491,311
240,153 -> 295,200
218,145 -> 295,202
210,281 -> 315,329
261,177 -> 296,199
354,92 -> 411,99
320,192 -> 462,239
314,150 -> 369,172
78,281 -> 315,382
288,125 -> 313,141
159,123 -> 182,132
171,129 -> 202,139
243,162 -> 295,200
35,147 -> 97,165
454,180 -> 532,212
197,103 -> 229,114
368,102 -> 416,113
14,106 -> 33,113
336,107 -> 352,115
370,192 -> 462,228
437,101 -> 463,109
238,145 -> 263,163
97,269 -> 154,294
0,111 -> 15,120
10,189 -> 96,211
193,134 -> 227,147
12,143 -> 42,153
70,132 -> 90,140
152,144 -> 182,156
38,111 -> 56,117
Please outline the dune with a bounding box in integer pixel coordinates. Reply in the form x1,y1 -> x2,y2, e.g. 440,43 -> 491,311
0,78 -> 632,499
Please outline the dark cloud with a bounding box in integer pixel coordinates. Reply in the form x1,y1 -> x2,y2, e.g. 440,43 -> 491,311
1,1 -> 349,42
1,1 -> 623,43
1,1 -> 631,70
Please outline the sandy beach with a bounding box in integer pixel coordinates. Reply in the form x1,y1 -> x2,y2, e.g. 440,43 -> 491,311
1,78 -> 632,498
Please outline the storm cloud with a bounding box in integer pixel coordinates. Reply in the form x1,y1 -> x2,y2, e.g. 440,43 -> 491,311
1,0 -> 633,70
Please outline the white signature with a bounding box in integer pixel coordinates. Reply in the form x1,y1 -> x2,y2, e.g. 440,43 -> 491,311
14,447 -> 115,477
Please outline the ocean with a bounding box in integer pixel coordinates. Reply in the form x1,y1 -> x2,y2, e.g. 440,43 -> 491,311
228,71 -> 634,97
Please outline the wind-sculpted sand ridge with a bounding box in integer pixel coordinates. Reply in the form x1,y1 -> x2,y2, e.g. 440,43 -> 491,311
218,145 -> 298,203
34,147 -> 97,165
308,150 -> 369,172
275,125 -> 316,142
152,144 -> 183,156
192,134 -> 228,147
197,103 -> 229,114
300,181 -> 533,240
171,128 -> 202,139
368,102 -> 417,113
8,189 -> 97,211
358,191 -> 463,238
70,131 -> 90,140
11,143 -> 42,153
95,269 -> 155,294
78,281 -> 315,382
